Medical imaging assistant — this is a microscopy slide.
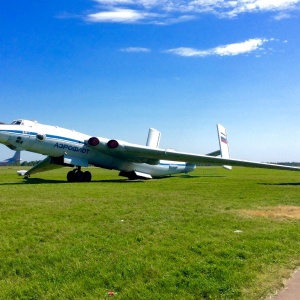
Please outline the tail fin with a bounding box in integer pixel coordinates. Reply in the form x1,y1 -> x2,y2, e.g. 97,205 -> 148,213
146,128 -> 161,148
12,150 -> 21,163
0,150 -> 21,165
217,124 -> 232,170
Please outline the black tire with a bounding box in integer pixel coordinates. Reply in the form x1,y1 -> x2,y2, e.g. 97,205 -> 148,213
67,170 -> 76,182
76,170 -> 84,182
83,171 -> 92,182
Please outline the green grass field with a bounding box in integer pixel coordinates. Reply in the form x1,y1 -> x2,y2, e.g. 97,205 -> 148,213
0,166 -> 300,299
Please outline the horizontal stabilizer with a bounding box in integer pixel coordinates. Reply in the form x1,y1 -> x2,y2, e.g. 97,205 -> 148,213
206,150 -> 221,157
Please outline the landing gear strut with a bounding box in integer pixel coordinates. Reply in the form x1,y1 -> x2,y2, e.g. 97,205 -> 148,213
67,167 -> 92,182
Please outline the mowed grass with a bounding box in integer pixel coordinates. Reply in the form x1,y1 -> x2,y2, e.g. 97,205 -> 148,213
0,166 -> 300,299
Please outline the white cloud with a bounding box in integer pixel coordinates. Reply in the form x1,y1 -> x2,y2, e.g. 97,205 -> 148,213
120,47 -> 151,52
166,38 -> 269,57
93,0 -> 135,4
86,0 -> 300,23
86,8 -> 151,23
213,38 -> 267,55
225,0 -> 300,17
273,11 -> 293,20
165,47 -> 207,57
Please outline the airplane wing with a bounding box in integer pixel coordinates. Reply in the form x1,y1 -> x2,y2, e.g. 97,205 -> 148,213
23,156 -> 65,176
89,140 -> 300,172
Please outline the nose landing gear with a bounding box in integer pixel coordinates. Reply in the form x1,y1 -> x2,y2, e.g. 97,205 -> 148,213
67,167 -> 92,182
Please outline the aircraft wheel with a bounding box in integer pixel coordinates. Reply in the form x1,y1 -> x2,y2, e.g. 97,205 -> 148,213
67,170 -> 76,182
83,171 -> 92,182
75,170 -> 84,182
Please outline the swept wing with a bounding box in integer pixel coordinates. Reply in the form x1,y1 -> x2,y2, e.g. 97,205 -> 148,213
88,139 -> 300,172
24,156 -> 65,176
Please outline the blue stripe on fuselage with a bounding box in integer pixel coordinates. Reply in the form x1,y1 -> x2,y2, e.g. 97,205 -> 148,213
0,129 -> 24,134
159,162 -> 186,167
0,130 -> 84,144
46,134 -> 84,144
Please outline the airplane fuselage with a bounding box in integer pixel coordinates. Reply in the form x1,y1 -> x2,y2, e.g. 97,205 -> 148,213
0,120 -> 195,180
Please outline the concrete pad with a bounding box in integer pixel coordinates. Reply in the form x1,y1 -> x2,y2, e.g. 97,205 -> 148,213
269,270 -> 300,300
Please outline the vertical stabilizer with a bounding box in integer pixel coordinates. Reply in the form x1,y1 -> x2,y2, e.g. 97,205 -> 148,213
217,124 -> 232,170
13,150 -> 21,163
0,150 -> 21,166
146,128 -> 161,148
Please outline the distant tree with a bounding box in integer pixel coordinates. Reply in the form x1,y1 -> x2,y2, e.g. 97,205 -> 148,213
21,160 -> 42,166
276,162 -> 300,167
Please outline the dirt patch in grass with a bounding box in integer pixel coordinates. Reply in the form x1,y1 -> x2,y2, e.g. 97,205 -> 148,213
240,206 -> 300,219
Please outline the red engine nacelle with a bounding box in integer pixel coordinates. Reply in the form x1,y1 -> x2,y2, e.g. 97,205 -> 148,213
88,137 -> 100,146
107,140 -> 119,149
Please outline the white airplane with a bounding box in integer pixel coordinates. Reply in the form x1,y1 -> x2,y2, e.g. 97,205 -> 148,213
0,119 -> 299,182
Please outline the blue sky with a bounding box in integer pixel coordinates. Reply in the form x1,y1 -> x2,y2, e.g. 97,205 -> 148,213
1,0 -> 300,163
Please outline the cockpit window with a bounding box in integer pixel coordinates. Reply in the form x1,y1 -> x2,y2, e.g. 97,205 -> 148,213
11,120 -> 23,125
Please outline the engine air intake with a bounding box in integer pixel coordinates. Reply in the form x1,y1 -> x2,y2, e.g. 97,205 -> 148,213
88,137 -> 100,146
107,140 -> 119,149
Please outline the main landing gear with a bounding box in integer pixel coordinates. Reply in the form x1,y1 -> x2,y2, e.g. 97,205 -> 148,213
67,167 -> 92,182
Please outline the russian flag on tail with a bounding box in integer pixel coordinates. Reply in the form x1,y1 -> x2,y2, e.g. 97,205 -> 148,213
221,135 -> 228,144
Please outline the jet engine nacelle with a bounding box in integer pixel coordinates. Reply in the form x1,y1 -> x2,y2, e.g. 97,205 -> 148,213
87,137 -> 125,150
88,137 -> 100,146
107,139 -> 119,149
